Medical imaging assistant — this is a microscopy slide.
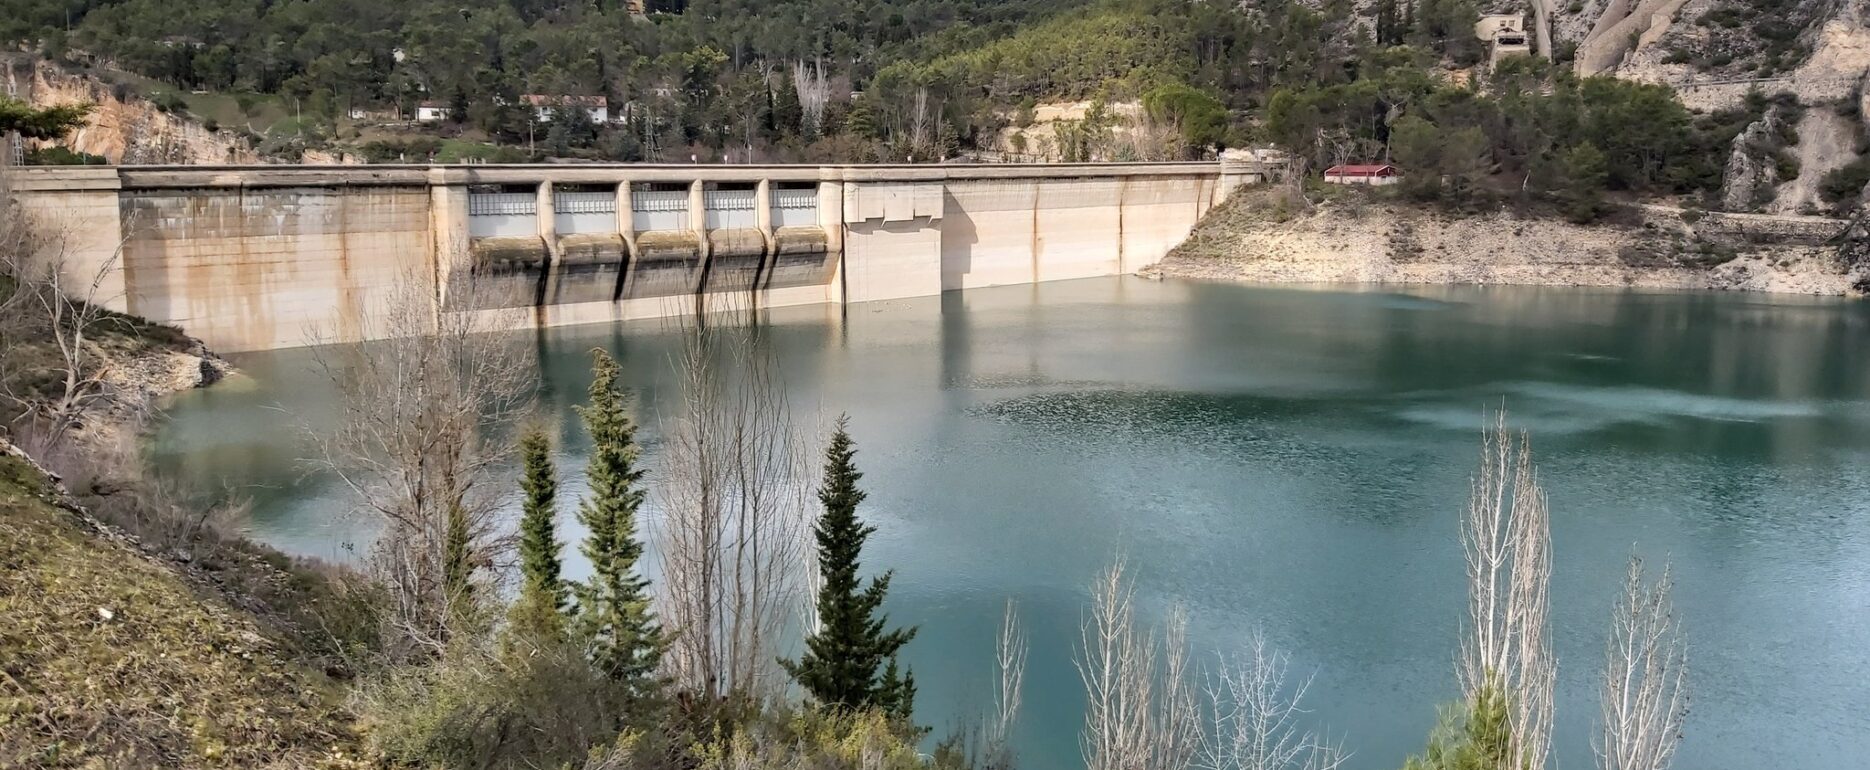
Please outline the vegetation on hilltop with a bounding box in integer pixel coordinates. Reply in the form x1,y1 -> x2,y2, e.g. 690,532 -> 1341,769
9,0 -> 1826,216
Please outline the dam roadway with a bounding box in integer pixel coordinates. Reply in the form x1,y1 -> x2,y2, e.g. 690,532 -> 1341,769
11,161 -> 1266,352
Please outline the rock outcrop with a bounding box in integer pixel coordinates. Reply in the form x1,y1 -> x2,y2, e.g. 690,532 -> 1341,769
5,58 -> 257,165
1720,105 -> 1792,212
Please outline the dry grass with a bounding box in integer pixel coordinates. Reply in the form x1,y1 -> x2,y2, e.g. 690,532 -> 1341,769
0,451 -> 364,769
1161,185 -> 1330,264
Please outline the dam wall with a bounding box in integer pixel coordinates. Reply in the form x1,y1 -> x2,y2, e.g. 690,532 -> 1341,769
12,161 -> 1261,352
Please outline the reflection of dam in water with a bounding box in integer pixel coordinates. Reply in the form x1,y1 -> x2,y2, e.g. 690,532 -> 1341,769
12,162 -> 1268,352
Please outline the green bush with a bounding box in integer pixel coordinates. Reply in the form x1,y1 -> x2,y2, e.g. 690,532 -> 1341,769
1772,149 -> 1802,181
1819,156 -> 1870,211
24,145 -> 110,165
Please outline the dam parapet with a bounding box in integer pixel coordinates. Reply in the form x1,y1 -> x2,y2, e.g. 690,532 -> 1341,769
12,162 -> 1264,352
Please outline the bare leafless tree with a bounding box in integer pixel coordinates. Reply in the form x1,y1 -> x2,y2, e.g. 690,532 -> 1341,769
907,87 -> 933,161
305,269 -> 534,656
1159,607 -> 1203,770
1460,410 -> 1555,770
1596,555 -> 1688,770
1199,630 -> 1348,770
1079,558 -> 1201,770
656,316 -> 812,701
792,60 -> 830,138
0,165 -> 130,455
991,599 -> 1029,750
1081,558 -> 1146,770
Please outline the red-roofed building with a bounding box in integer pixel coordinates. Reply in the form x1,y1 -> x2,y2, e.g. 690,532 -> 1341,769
1323,164 -> 1400,186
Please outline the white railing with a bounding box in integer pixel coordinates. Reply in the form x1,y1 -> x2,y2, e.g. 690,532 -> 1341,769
469,192 -> 538,237
468,192 -> 536,216
554,190 -> 617,235
771,186 -> 818,228
633,189 -> 689,231
554,190 -> 616,214
705,188 -> 757,230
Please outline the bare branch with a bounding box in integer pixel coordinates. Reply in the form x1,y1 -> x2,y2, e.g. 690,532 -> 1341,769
1596,555 -> 1689,770
1198,629 -> 1346,770
792,60 -> 829,139
0,163 -> 133,455
655,303 -> 813,701
1459,408 -> 1555,769
302,266 -> 534,656
991,599 -> 1029,752
1078,558 -> 1199,770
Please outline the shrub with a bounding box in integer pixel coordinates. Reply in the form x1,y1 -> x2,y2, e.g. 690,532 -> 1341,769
24,145 -> 109,165
1772,149 -> 1801,181
359,636 -> 629,769
1819,156 -> 1870,211
584,706 -> 942,770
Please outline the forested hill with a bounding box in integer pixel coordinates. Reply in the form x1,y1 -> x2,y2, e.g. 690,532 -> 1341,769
7,0 -> 1870,216
6,0 -> 1116,158
0,0 -> 1494,163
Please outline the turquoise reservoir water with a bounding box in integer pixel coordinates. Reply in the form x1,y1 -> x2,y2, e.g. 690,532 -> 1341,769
149,278 -> 1870,770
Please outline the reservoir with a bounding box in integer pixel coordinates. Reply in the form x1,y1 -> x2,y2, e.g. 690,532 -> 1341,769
148,277 -> 1870,770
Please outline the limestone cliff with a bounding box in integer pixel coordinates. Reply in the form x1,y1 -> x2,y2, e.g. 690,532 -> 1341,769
5,59 -> 257,165
1528,0 -> 1870,216
1720,105 -> 1794,211
1564,0 -> 1870,110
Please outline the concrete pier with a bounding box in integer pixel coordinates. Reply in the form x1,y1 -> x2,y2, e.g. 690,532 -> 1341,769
12,162 -> 1262,352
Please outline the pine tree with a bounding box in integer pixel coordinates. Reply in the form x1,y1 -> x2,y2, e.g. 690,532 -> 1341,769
0,96 -> 92,140
571,348 -> 663,696
782,418 -> 917,716
1557,142 -> 1609,223
512,427 -> 567,639
1401,679 -> 1514,770
878,654 -> 916,721
442,495 -> 473,619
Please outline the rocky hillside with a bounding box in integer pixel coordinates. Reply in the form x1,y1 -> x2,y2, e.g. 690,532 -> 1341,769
1545,0 -> 1870,214
1145,187 -> 1868,295
5,57 -> 256,164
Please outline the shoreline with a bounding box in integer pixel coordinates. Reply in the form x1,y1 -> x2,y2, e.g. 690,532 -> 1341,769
1144,190 -> 1868,298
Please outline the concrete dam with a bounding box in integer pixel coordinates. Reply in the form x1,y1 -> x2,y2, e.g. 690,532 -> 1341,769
12,162 -> 1264,352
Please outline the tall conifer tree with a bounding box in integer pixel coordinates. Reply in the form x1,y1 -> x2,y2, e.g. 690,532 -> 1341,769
512,427 -> 566,638
441,496 -> 473,622
572,349 -> 663,695
783,418 -> 917,716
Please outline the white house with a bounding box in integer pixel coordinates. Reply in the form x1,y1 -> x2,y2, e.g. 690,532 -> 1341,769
415,102 -> 452,122
522,94 -> 610,123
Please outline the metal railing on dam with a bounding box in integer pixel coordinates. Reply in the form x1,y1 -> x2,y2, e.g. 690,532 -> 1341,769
11,161 -> 1266,352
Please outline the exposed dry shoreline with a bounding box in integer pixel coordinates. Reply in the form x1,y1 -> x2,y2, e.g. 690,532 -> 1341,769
73,335 -> 228,455
1142,190 -> 1869,297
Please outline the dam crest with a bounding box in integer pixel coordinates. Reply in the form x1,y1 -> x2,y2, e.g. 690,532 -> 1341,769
12,162 -> 1264,352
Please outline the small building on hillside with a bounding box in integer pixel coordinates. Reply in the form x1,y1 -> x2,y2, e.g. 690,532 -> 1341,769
1475,14 -> 1532,65
1323,164 -> 1401,186
414,102 -> 453,122
522,95 -> 610,123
